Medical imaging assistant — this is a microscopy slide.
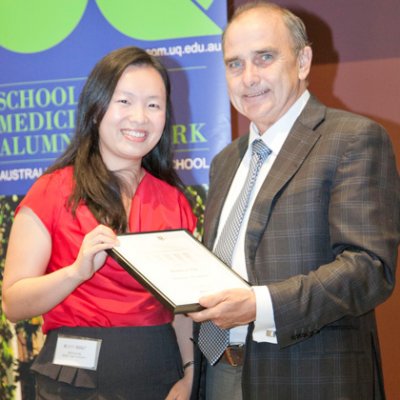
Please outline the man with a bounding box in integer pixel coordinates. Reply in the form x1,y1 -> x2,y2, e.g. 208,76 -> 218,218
189,2 -> 400,400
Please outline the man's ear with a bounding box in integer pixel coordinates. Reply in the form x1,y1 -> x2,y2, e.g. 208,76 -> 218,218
298,46 -> 312,80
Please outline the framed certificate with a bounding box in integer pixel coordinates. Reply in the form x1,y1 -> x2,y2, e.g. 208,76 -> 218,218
107,229 -> 250,314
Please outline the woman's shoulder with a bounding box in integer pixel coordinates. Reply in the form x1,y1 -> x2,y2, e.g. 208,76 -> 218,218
29,166 -> 73,195
22,166 -> 74,206
16,166 -> 75,230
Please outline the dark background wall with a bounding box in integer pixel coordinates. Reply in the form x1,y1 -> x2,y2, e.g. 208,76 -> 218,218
229,1 -> 400,399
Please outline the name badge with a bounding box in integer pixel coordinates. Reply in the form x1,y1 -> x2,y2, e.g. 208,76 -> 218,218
53,335 -> 102,370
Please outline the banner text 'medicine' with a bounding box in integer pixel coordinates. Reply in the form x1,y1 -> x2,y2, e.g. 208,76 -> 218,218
0,84 -> 79,158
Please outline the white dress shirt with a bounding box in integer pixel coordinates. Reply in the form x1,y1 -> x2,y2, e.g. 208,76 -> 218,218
214,91 -> 310,344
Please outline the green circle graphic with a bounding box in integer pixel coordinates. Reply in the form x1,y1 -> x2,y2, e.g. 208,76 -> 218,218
0,0 -> 88,53
95,0 -> 221,41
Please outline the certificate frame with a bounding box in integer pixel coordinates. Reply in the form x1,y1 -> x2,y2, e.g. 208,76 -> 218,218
107,229 -> 250,314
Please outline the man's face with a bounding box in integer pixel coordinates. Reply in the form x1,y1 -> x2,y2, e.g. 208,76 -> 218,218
223,8 -> 311,133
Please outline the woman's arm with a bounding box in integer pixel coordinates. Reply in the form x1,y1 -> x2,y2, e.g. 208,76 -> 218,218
165,314 -> 195,400
2,206 -> 118,322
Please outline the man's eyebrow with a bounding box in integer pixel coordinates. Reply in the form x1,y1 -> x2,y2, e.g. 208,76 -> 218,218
254,47 -> 278,55
224,48 -> 278,63
224,56 -> 240,64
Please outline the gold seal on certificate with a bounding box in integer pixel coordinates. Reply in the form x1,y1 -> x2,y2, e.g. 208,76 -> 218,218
107,229 -> 250,314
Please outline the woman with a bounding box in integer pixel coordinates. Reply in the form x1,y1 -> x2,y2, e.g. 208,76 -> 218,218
2,46 -> 196,399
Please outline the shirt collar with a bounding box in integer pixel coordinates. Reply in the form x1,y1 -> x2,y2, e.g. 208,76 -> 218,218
249,90 -> 310,154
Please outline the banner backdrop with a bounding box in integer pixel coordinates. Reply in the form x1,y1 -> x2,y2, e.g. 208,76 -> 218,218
0,0 -> 230,195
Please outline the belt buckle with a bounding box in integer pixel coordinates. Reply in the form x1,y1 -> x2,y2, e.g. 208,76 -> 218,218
224,344 -> 244,367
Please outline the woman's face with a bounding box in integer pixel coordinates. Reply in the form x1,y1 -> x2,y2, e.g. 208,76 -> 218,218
98,65 -> 167,171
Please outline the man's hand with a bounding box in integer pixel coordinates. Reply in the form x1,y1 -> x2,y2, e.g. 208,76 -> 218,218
189,288 -> 256,329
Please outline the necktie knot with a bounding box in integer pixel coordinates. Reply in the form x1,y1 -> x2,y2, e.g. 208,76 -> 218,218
252,139 -> 271,162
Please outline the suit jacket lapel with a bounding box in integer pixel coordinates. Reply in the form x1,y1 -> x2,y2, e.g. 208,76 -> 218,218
245,96 -> 327,268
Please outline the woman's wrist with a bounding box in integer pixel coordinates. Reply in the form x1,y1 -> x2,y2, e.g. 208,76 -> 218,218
182,360 -> 195,371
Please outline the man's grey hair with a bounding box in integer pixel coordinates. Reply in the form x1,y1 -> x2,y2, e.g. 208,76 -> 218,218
222,1 -> 311,55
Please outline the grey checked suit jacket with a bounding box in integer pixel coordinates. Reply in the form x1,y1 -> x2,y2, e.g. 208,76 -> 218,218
193,95 -> 400,400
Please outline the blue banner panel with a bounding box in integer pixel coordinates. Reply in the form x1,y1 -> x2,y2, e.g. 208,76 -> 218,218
0,0 -> 230,195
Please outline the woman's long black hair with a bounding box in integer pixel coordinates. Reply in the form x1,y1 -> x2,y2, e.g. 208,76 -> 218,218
46,46 -> 183,232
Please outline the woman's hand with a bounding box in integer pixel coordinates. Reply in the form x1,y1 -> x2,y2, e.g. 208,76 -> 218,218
165,365 -> 194,400
70,224 -> 119,282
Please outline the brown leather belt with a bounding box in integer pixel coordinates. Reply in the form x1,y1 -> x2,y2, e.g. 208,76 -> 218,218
220,344 -> 245,367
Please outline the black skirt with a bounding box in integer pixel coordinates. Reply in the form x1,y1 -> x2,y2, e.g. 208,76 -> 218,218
31,324 -> 183,400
